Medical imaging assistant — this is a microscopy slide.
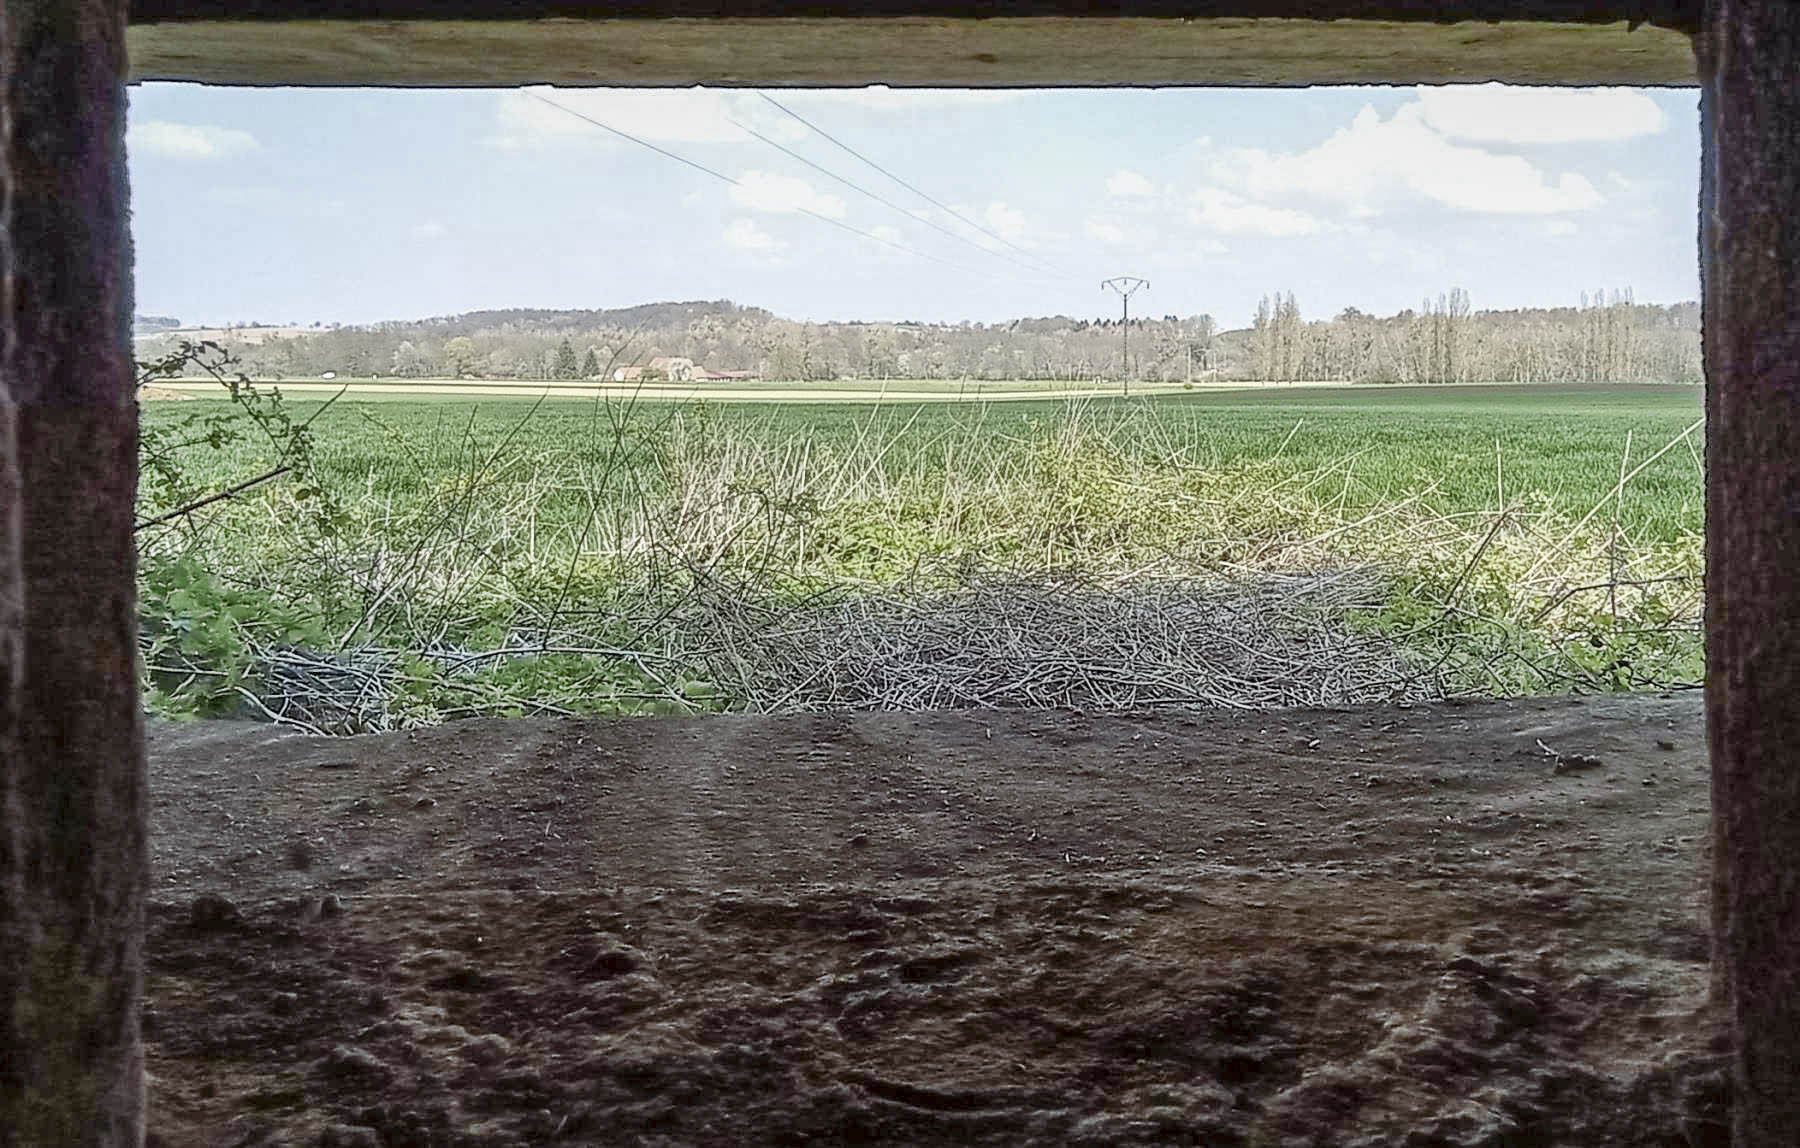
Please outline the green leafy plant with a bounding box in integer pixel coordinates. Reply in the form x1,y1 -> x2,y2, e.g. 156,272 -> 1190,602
136,341 -> 345,717
138,556 -> 327,717
137,340 -> 345,534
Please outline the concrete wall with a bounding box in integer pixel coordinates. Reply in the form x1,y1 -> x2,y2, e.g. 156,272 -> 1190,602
13,1 -> 1800,1144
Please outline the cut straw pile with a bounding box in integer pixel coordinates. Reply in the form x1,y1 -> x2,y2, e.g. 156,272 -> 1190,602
237,645 -> 406,735
229,566 -> 1441,734
680,568 -> 1436,713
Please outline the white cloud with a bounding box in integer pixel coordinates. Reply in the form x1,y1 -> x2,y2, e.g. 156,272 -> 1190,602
410,221 -> 448,240
129,120 -> 259,160
1106,170 -> 1156,199
1220,103 -> 1604,217
723,218 -> 786,257
983,201 -> 1031,243
1186,187 -> 1322,237
1416,159 -> 1601,215
1416,84 -> 1667,145
729,171 -> 846,218
1088,214 -> 1216,255
1544,219 -> 1580,237
862,223 -> 911,260
1085,218 -> 1128,246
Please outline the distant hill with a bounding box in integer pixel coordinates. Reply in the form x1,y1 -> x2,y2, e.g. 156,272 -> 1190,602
132,294 -> 1700,386
378,300 -> 776,337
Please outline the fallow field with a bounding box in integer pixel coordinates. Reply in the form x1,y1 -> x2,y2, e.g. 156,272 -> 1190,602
137,382 -> 1705,730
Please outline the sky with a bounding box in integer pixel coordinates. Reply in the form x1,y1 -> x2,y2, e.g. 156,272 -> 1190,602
127,83 -> 1701,331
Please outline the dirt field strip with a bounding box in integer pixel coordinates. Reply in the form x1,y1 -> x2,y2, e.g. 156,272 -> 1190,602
145,379 -> 1202,403
141,692 -> 1727,1146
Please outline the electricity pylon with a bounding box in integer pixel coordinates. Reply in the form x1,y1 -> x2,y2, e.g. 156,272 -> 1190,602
1101,276 -> 1149,395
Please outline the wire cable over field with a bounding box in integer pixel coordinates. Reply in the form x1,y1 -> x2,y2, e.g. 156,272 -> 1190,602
756,91 -> 1077,281
526,91 -> 1025,282
724,110 -> 1074,283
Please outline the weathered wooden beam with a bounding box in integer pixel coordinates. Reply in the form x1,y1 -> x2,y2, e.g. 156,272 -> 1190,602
129,0 -> 1701,18
1700,0 -> 1800,1142
125,12 -> 1697,88
0,0 -> 145,1144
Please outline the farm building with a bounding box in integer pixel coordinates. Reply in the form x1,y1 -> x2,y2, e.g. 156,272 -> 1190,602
647,355 -> 697,381
614,361 -> 758,382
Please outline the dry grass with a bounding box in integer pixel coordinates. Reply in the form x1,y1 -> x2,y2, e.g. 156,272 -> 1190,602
137,390 -> 1705,730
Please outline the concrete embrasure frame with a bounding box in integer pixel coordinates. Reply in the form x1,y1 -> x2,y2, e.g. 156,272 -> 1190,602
4,3 -> 1797,1144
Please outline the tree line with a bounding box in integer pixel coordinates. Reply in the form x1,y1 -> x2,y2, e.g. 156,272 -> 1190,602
135,290 -> 1700,385
1243,288 -> 1699,385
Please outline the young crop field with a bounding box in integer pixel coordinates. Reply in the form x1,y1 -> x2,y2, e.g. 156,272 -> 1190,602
136,381 -> 1704,730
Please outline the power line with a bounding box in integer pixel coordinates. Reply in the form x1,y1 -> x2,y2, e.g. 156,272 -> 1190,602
526,92 -> 1013,281
723,111 -> 1070,283
1102,276 -> 1149,395
531,91 -> 740,185
756,91 -> 1075,281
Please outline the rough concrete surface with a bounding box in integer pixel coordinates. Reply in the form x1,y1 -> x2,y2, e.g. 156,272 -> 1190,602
142,692 -> 1729,1146
1,0 -> 146,1144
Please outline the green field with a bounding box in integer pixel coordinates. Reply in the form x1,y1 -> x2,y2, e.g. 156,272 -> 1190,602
138,382 -> 1705,727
